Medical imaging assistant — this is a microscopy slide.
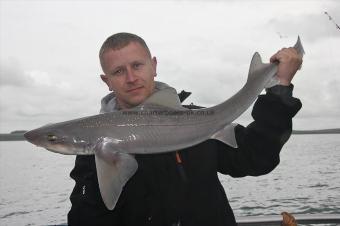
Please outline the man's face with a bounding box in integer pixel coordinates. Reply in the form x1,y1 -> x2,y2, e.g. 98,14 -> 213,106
100,42 -> 157,109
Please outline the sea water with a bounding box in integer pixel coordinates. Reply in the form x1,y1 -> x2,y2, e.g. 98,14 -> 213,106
0,134 -> 339,225
223,134 -> 340,217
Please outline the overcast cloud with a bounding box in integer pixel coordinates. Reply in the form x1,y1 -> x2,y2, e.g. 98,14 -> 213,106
0,0 -> 339,132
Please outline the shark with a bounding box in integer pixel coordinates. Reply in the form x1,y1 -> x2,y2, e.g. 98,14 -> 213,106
24,37 -> 304,210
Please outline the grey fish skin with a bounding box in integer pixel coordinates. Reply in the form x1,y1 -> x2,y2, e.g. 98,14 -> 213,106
25,39 -> 303,155
24,37 -> 303,156
24,37 -> 304,210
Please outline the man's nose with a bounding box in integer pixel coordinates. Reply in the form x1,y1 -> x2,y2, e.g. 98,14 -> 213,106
126,68 -> 137,83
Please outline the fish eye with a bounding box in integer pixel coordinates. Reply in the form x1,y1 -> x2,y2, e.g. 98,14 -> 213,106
47,134 -> 58,142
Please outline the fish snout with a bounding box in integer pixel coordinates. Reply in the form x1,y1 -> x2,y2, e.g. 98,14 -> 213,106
24,130 -> 39,145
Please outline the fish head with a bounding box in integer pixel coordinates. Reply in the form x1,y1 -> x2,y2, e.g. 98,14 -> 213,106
24,122 -> 93,155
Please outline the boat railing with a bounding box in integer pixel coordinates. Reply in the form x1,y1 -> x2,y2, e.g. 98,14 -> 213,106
236,213 -> 340,225
49,214 -> 340,226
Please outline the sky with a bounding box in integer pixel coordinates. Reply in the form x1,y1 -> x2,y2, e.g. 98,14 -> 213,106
0,0 -> 339,133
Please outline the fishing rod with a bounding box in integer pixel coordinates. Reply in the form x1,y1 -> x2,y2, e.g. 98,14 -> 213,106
324,11 -> 340,31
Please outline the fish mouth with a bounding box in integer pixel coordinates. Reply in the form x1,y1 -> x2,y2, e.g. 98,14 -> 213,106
46,147 -> 61,154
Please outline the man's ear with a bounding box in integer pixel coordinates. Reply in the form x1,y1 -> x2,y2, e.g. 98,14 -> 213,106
100,74 -> 113,91
152,57 -> 157,77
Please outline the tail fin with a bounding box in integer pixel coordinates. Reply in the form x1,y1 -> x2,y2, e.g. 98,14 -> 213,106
247,36 -> 304,87
294,36 -> 305,56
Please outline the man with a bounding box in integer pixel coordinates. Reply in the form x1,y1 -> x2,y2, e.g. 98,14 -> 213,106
68,32 -> 302,226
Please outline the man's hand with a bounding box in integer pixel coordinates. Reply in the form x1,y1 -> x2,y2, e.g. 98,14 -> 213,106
270,47 -> 303,86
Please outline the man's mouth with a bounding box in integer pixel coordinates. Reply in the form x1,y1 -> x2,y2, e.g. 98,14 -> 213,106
127,86 -> 143,93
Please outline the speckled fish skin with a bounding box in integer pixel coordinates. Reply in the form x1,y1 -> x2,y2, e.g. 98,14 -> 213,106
24,37 -> 304,156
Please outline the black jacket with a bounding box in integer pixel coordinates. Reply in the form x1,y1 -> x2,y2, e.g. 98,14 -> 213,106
68,93 -> 302,226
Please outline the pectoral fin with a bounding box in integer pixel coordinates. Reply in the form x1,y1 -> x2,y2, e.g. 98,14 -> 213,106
210,123 -> 238,148
94,137 -> 138,210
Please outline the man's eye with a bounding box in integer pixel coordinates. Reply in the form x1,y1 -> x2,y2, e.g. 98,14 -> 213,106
133,63 -> 142,69
47,134 -> 58,142
114,69 -> 123,75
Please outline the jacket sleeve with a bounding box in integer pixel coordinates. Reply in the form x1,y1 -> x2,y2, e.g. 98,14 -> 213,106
217,92 -> 302,177
67,155 -> 123,226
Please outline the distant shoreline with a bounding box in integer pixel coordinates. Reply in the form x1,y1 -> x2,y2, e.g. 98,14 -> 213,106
0,130 -> 27,141
1,128 -> 339,142
0,134 -> 26,141
292,128 -> 340,134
